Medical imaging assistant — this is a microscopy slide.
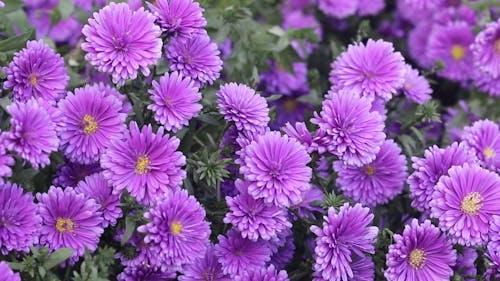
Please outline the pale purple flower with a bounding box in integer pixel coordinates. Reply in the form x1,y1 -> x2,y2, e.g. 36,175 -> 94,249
0,262 -> 20,281
147,0 -> 206,38
471,18 -> 500,79
461,119 -> 500,172
401,64 -> 432,104
179,245 -> 231,281
318,0 -> 358,19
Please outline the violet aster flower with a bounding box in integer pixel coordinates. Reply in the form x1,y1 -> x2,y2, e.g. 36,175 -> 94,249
0,1 -> 4,8
397,0 -> 439,24
2,40 -> 69,103
82,2 -> 162,85
5,98 -> 59,169
269,230 -> 295,270
283,122 -> 328,154
333,139 -> 407,207
473,69 -> 500,97
37,186 -> 104,263
408,22 -> 434,68
0,262 -> 20,281
58,85 -> 127,164
179,244 -> 231,281
430,164 -> 500,246
408,142 -> 476,213
115,231 -> 160,269
427,21 -> 475,81
291,185 -> 324,220
318,0 -> 358,19
349,255 -> 375,281
385,219 -> 456,281
147,0 -> 206,38
224,179 -> 292,241
214,229 -> 272,277
269,97 -> 311,130
148,71 -> 202,132
487,243 -> 500,280
118,266 -> 176,281
90,83 -> 132,114
0,140 -> 14,182
311,203 -> 378,281
461,119 -> 500,172
75,173 -> 122,228
53,161 -> 102,187
101,122 -> 186,206
217,83 -> 270,132
234,265 -> 289,281
401,64 -> 432,104
330,39 -> 406,101
283,12 -> 322,59
0,182 -> 40,254
259,62 -> 309,96
238,131 -> 312,207
312,91 -> 386,167
165,33 -> 223,86
137,189 -> 211,267
357,0 -> 385,16
471,19 -> 500,79
454,247 -> 477,280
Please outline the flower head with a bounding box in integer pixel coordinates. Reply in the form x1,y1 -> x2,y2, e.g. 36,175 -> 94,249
471,18 -> 500,79
0,139 -> 14,182
148,71 -> 202,132
385,219 -> 456,281
401,64 -> 432,104
101,122 -> 186,206
137,189 -> 211,267
430,164 -> 500,246
5,98 -> 59,169
0,261 -> 21,281
318,0 -> 358,19
118,266 -> 176,281
53,161 -> 102,187
311,203 -> 378,281
37,186 -> 104,263
312,91 -> 386,166
2,40 -> 68,103
461,119 -> 500,172
330,39 -> 406,101
58,85 -> 127,164
234,265 -> 289,281
334,139 -> 407,207
89,83 -> 132,114
238,131 -> 312,207
179,244 -> 231,281
0,182 -> 40,254
82,2 -> 162,85
147,0 -> 206,38
166,33 -> 223,86
217,83 -> 270,132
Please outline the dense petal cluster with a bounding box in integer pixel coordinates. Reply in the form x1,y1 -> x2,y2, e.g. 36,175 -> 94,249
235,265 -> 289,281
0,141 -> 14,182
82,3 -> 162,85
53,161 -> 102,187
401,64 -> 432,104
471,19 -> 500,79
0,261 -> 21,281
318,0 -> 358,19
148,0 -> 206,37
461,119 -> 500,172
179,245 -> 230,281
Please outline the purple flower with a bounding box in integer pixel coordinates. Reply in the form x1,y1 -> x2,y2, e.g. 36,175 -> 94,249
101,122 -> 186,206
397,0 -> 439,24
473,69 -> 500,97
427,21 -> 474,81
0,182 -> 40,254
37,186 -> 104,263
217,83 -> 269,132
148,71 -> 202,132
58,85 -> 127,164
0,262 -> 20,281
283,122 -> 328,154
291,185 -> 324,220
224,179 -> 292,241
179,244 -> 231,281
234,265 -> 289,281
385,219 -> 456,281
318,0 -> 358,19
408,142 -> 476,213
430,164 -> 500,246
89,83 -> 132,114
311,203 -> 378,281
269,97 -> 311,130
259,62 -> 309,96
0,139 -> 14,182
238,131 -> 312,207
2,40 -> 68,103
401,64 -> 432,104
333,139 -> 407,207
75,173 -> 122,228
408,22 -> 434,68
118,266 -> 176,281
53,161 -> 102,187
5,98 -> 59,169
330,39 -> 406,101
283,12 -> 321,59
147,0 -> 206,38
137,189 -> 211,267
454,247 -> 477,281
312,91 -> 386,167
357,0 -> 385,16
461,119 -> 500,172
471,18 -> 500,79
115,231 -> 160,269
349,255 -> 375,281
269,230 -> 295,270
82,2 -> 162,85
214,229 -> 272,277
166,33 -> 223,86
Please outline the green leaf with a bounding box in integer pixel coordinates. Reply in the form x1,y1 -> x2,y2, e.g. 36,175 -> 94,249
0,29 -> 34,52
7,262 -> 23,271
58,0 -> 74,19
43,248 -> 74,269
2,0 -> 24,13
121,216 -> 136,245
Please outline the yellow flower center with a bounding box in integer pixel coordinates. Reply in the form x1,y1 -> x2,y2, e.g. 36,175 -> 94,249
451,44 -> 466,61
483,147 -> 496,159
135,155 -> 151,174
284,99 -> 297,112
165,97 -> 172,105
82,114 -> 99,135
404,83 -> 412,90
30,75 -> 38,85
409,248 -> 426,269
56,217 -> 75,233
495,39 -> 500,56
170,221 -> 183,235
365,164 -> 375,176
461,192 -> 483,216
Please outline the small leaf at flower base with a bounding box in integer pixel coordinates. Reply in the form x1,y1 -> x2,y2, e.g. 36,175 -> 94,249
0,29 -> 35,52
43,248 -> 74,269
121,216 -> 136,245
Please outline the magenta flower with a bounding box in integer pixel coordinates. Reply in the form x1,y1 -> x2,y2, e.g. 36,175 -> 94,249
148,71 -> 202,132
431,164 -> 500,246
330,39 -> 406,101
82,2 -> 162,85
318,0 -> 358,19
89,83 -> 132,114
401,64 -> 432,104
118,266 -> 176,281
471,18 -> 500,79
179,244 -> 231,281
2,40 -> 68,103
357,0 -> 385,16
147,0 -> 206,38
461,119 -> 500,172
234,265 -> 289,281
385,219 -> 456,281
101,122 -> 186,206
53,161 -> 102,187
0,262 -> 20,281
238,131 -> 312,207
